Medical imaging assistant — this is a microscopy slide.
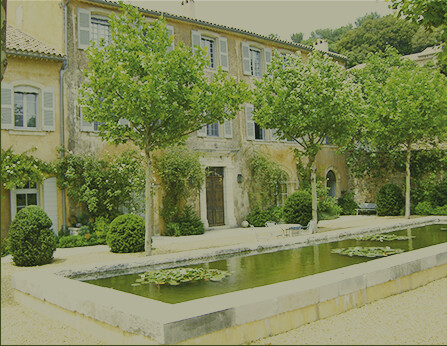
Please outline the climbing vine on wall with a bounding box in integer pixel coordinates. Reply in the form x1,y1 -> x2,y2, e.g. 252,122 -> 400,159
1,147 -> 55,190
249,150 -> 289,209
153,146 -> 205,223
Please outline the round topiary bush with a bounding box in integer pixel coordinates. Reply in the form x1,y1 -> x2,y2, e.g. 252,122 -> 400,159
283,190 -> 313,225
376,183 -> 405,216
8,205 -> 56,266
107,214 -> 145,253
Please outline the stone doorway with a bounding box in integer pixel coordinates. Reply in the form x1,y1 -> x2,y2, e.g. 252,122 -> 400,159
206,167 -> 225,226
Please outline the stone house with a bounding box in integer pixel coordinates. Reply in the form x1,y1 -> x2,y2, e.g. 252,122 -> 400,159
1,0 -> 349,236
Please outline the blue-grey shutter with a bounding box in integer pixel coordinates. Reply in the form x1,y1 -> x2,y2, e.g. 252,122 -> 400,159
1,84 -> 14,129
42,87 -> 55,131
241,42 -> 251,75
43,177 -> 58,235
77,8 -> 91,49
167,25 -> 174,52
245,104 -> 255,140
219,37 -> 229,71
224,119 -> 232,138
191,30 -> 201,56
197,125 -> 207,137
264,48 -> 272,72
80,106 -> 94,132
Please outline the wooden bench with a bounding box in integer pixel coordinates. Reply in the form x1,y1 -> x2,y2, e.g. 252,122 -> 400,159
356,203 -> 377,215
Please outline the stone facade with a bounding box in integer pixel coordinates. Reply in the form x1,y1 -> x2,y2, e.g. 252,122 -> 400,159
2,0 -> 350,236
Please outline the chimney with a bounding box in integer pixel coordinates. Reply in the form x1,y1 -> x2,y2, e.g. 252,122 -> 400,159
313,39 -> 329,52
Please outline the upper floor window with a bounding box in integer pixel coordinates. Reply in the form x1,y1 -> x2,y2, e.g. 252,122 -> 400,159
197,119 -> 232,139
245,103 -> 267,141
191,30 -> 229,71
14,88 -> 38,129
242,43 -> 271,77
207,122 -> 219,137
90,16 -> 111,45
1,84 -> 55,132
201,36 -> 216,69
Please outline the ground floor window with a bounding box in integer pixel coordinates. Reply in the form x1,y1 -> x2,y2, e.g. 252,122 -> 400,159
11,182 -> 39,220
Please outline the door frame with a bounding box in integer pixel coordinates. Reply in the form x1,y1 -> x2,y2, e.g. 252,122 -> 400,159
199,156 -> 237,228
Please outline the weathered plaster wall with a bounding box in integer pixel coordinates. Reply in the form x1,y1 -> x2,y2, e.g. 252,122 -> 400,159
1,56 -> 64,237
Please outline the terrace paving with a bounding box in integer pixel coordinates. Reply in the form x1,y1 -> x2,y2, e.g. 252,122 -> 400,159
1,214 -> 447,344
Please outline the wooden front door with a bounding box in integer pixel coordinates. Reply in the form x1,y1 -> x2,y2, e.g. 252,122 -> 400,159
206,167 -> 225,226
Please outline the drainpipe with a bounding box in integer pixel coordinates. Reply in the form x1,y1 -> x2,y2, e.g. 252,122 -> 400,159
59,0 -> 70,231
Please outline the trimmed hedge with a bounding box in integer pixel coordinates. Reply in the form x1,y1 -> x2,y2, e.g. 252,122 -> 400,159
246,206 -> 282,227
283,190 -> 313,225
337,192 -> 359,215
107,214 -> 145,253
8,205 -> 56,266
376,183 -> 404,216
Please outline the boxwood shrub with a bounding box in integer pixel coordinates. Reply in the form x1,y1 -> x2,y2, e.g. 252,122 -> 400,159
376,183 -> 405,216
107,214 -> 145,253
246,206 -> 282,227
8,205 -> 57,266
283,190 -> 312,225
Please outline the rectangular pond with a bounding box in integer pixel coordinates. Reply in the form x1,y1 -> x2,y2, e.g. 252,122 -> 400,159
83,223 -> 447,304
12,217 -> 447,344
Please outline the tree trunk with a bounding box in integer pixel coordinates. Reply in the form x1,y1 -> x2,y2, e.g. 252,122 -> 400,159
145,153 -> 153,256
405,149 -> 411,219
310,156 -> 318,232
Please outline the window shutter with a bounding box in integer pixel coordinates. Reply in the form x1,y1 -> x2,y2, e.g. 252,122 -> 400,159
241,42 -> 251,75
1,83 -> 14,129
264,48 -> 272,72
271,128 -> 279,141
80,106 -> 94,132
223,119 -> 232,138
197,125 -> 207,137
191,30 -> 201,56
43,177 -> 58,235
42,87 -> 55,131
167,25 -> 174,52
219,37 -> 229,71
77,8 -> 91,49
118,118 -> 130,126
245,104 -> 255,140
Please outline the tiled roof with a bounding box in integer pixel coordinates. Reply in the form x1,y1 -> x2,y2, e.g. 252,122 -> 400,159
81,0 -> 348,62
6,25 -> 64,60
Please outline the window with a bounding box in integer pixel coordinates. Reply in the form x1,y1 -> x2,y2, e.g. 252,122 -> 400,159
14,89 -> 38,129
249,47 -> 261,77
191,31 -> 229,71
245,103 -> 266,141
207,122 -> 219,137
1,84 -> 55,131
15,182 -> 38,213
90,16 -> 111,45
254,123 -> 265,140
201,36 -> 216,68
80,106 -> 103,132
242,43 -> 271,77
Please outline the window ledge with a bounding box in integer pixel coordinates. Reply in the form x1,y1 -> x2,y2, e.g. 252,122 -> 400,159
7,130 -> 47,136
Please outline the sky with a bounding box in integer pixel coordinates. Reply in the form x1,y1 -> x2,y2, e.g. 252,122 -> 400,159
127,0 -> 395,41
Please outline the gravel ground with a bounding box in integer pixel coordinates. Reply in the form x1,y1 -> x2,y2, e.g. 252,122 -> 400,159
2,216 -> 447,345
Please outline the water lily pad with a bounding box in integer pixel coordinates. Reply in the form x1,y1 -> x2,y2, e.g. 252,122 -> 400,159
331,246 -> 404,258
133,267 -> 231,286
354,233 -> 415,242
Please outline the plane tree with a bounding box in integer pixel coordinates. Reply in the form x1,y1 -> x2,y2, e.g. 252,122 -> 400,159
79,3 -> 249,255
252,51 -> 364,231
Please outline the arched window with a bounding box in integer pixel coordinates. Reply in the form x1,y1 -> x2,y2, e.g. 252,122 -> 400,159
326,170 -> 336,198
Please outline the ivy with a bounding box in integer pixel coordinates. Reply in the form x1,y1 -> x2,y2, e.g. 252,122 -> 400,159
1,147 -> 55,190
55,148 -> 145,220
249,150 -> 289,209
153,146 -> 205,223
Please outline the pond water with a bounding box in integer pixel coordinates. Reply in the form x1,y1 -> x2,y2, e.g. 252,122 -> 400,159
84,224 -> 447,304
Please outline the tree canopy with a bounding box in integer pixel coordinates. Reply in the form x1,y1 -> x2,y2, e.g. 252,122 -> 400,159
352,48 -> 447,217
252,51 -> 364,230
79,2 -> 249,254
